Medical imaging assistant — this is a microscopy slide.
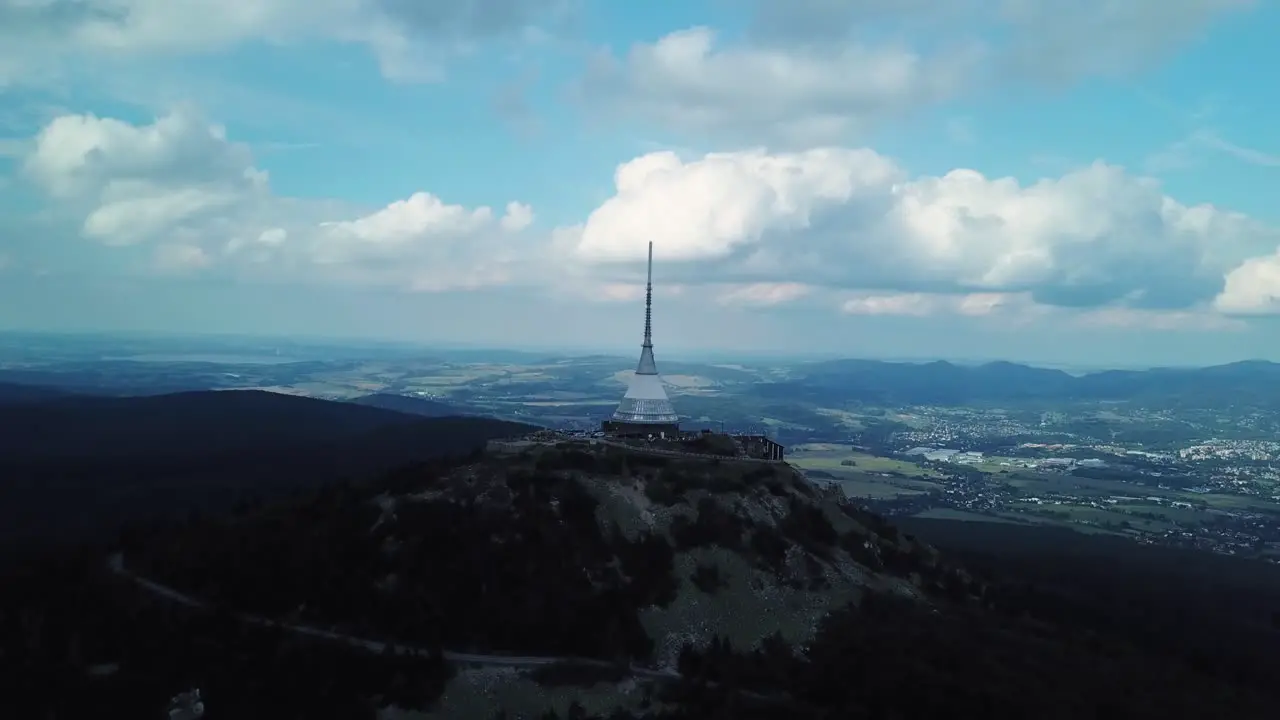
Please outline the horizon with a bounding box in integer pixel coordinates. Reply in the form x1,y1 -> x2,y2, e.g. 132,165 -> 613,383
3,1 -> 1279,367
0,327 -> 1258,374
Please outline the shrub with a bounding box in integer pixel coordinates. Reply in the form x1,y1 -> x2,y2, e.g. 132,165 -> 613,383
671,498 -> 749,551
779,497 -> 838,557
690,563 -> 728,594
749,526 -> 789,572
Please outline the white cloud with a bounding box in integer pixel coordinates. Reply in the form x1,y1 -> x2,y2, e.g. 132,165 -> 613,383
153,243 -> 211,273
1215,252 -> 1280,315
840,291 -> 1036,318
567,148 -> 1280,310
717,282 -> 812,307
1147,129 -> 1280,174
1074,306 -> 1244,331
576,1 -> 1254,143
0,0 -> 572,86
20,108 -> 540,292
576,26 -> 981,145
838,290 -> 1241,332
743,0 -> 1253,80
24,109 -> 268,247
992,0 -> 1255,83
18,108 -> 1280,325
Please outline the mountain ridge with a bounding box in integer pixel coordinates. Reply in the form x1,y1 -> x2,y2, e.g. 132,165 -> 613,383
0,389 -> 535,551
768,357 -> 1280,406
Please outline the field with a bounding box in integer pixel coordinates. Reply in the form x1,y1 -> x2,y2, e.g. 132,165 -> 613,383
789,444 -> 946,500
789,444 -> 943,479
912,508 -> 1026,524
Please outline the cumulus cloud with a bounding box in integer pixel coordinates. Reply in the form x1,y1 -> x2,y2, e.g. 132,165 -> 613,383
566,148 -> 1280,311
1215,253 -> 1280,315
21,108 -> 540,292
0,0 -> 572,85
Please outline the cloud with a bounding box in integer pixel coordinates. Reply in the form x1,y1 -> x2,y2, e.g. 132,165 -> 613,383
20,107 -> 540,291
717,282 -> 812,307
991,0 -> 1255,83
1215,252 -> 1280,315
16,108 -> 1280,324
575,1 -> 1254,143
1147,129 -> 1280,174
743,0 -> 1254,81
1074,306 -> 1244,332
575,26 -> 981,145
841,292 -> 1032,318
838,290 -> 1242,332
0,0 -> 573,86
564,147 -> 1280,311
24,108 -> 267,246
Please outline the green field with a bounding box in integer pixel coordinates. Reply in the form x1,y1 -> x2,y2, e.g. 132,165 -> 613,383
790,444 -> 942,479
912,508 -> 1026,524
834,477 -> 939,499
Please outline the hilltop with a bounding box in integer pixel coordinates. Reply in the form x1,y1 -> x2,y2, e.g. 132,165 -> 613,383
81,436 -> 1276,719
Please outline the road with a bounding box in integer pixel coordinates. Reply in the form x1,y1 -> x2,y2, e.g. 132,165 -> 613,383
107,553 -> 679,680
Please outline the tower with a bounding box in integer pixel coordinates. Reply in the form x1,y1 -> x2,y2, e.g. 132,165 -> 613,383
605,242 -> 679,436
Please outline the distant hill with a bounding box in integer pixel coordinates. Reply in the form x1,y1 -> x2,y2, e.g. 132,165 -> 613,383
0,390 -> 536,549
0,381 -> 77,406
763,358 -> 1280,407
348,392 -> 466,417
0,389 -> 420,460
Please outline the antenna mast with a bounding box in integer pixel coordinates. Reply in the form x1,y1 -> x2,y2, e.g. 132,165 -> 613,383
643,241 -> 653,348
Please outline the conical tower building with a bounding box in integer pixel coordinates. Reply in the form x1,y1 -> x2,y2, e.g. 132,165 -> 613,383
603,242 -> 680,437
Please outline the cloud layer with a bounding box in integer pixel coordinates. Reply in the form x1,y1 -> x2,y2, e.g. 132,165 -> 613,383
22,108 -> 537,288
3,0 -> 1276,339
14,107 -> 1280,323
0,0 -> 572,85
566,148 -> 1278,312
574,0 -> 1256,144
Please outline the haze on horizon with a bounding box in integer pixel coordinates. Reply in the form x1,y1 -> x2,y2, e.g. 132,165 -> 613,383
2,0 -> 1279,368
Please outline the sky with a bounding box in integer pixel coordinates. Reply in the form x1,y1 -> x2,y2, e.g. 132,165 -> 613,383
1,0 -> 1278,368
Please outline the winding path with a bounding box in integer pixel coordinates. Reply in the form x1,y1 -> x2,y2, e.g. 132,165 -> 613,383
107,553 -> 679,680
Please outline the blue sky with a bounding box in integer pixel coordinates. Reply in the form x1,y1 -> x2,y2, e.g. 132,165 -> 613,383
1,0 -> 1278,367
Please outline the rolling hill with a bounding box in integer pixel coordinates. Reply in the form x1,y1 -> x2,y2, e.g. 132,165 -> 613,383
764,358 -> 1280,407
0,389 -> 535,550
0,381 -> 77,406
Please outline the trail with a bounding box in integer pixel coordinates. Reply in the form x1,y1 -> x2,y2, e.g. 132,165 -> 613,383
107,553 -> 679,680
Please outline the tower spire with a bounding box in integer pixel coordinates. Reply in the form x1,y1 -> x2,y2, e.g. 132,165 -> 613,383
643,241 -> 653,348
607,240 -> 677,429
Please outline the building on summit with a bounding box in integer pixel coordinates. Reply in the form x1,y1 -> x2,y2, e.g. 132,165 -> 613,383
602,242 -> 680,439
734,434 -> 786,462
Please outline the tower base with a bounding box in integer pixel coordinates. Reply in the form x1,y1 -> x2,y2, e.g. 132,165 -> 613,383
602,420 -> 680,438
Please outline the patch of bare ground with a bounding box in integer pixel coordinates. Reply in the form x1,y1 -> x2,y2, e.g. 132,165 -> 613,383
420,667 -> 661,719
